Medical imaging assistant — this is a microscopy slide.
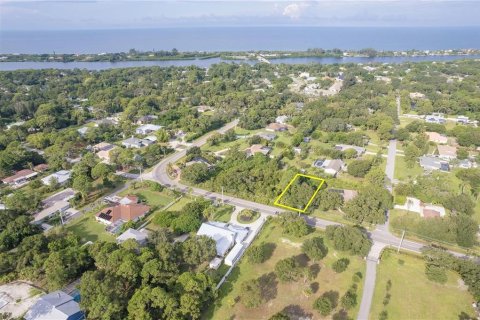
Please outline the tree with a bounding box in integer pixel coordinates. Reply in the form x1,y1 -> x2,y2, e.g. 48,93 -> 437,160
246,244 -> 268,264
317,190 -> 343,211
155,129 -> 170,143
181,163 -> 211,184
314,295 -> 333,316
343,187 -> 392,224
332,258 -> 350,273
275,257 -> 301,282
239,278 -> 263,308
92,162 -> 114,185
127,286 -> 178,320
404,143 -> 421,168
442,193 -> 475,216
302,237 -> 328,262
269,312 -> 290,320
365,167 -> 386,186
80,270 -> 131,320
278,212 -> 311,237
314,291 -> 339,316
171,212 -> 202,234
325,225 -> 372,256
347,160 -> 372,178
72,175 -> 93,202
341,285 -> 358,310
181,236 -> 216,267
175,272 -> 216,318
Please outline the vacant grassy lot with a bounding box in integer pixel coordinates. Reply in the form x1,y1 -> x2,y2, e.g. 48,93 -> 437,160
394,155 -> 423,181
67,209 -> 115,243
118,187 -> 174,209
205,221 -> 366,319
370,250 -> 475,320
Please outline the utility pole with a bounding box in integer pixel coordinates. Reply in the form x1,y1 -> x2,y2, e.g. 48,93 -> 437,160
221,186 -> 224,204
397,230 -> 406,253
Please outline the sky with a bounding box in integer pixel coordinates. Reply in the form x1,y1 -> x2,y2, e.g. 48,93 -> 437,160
1,0 -> 480,30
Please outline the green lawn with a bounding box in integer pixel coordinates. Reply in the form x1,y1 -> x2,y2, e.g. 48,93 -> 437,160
118,187 -> 174,209
205,221 -> 366,319
211,205 -> 234,223
394,155 -> 423,181
67,209 -> 115,243
370,250 -> 475,320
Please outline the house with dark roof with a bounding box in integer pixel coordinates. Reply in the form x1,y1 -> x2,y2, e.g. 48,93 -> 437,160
24,291 -> 84,320
419,155 -> 450,171
265,123 -> 288,132
2,169 -> 38,187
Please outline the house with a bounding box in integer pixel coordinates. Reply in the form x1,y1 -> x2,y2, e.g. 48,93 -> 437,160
2,169 -> 38,187
196,105 -> 214,113
144,135 -> 157,142
458,159 -> 478,169
256,132 -> 277,141
225,243 -> 245,266
437,145 -> 457,160
93,142 -> 116,152
335,144 -> 366,156
185,157 -> 212,168
245,144 -> 271,157
196,221 -> 248,257
303,137 -> 311,143
209,257 -> 223,270
41,170 -> 71,186
425,114 -> 446,124
293,147 -> 302,154
136,115 -> 158,125
457,116 -> 469,124
121,137 -> 154,148
77,127 -> 89,136
93,119 -> 116,127
116,228 -> 148,245
419,155 -> 450,171
426,132 -> 448,144
104,194 -> 139,205
135,124 -> 162,135
409,92 -> 426,99
96,148 -> 116,164
266,123 -> 288,132
313,159 -> 344,176
95,203 -> 150,226
35,188 -> 76,222
33,164 -> 49,172
275,115 -> 289,124
329,189 -> 358,202
394,197 -> 446,219
24,290 -> 84,320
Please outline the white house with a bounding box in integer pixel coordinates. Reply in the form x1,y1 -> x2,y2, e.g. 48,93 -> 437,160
196,221 -> 248,257
394,197 -> 446,218
41,170 -> 71,186
313,159 -> 344,176
275,115 -> 289,124
116,228 -> 148,245
135,124 -> 163,135
225,243 -> 245,266
121,137 -> 154,149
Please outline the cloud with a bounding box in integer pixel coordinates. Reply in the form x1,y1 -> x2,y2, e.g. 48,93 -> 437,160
282,2 -> 309,19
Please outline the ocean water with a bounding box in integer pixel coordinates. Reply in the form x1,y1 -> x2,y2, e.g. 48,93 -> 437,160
1,27 -> 480,54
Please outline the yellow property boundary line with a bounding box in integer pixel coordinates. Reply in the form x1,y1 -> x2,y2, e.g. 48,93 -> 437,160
274,173 -> 325,213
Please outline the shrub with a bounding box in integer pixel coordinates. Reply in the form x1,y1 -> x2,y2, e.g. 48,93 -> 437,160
425,264 -> 448,284
246,244 -> 267,264
152,211 -> 176,227
313,296 -> 333,316
275,257 -> 301,282
332,258 -> 350,273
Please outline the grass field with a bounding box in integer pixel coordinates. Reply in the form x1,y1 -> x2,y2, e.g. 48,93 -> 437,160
370,250 -> 475,320
394,155 -> 423,181
118,187 -> 174,209
67,209 -> 115,243
205,221 -> 366,319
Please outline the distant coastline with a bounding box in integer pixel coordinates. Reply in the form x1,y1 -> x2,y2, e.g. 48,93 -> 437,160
1,48 -> 479,63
